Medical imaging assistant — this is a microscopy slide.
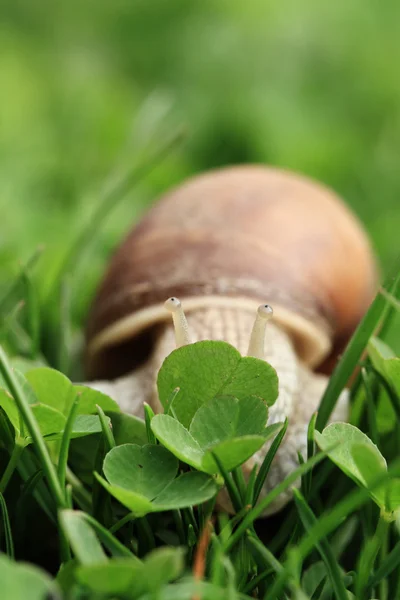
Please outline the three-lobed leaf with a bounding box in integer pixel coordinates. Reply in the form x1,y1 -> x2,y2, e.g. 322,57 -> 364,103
104,444 -> 178,499
189,395 -> 268,448
201,436 -> 268,473
109,411 -> 148,446
151,396 -> 281,475
150,415 -> 204,470
96,443 -> 218,516
157,341 -> 278,428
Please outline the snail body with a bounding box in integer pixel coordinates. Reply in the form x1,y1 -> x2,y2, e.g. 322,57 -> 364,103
84,165 -> 377,513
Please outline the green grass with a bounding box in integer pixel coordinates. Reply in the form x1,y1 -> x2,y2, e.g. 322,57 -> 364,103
0,212 -> 399,597
1,2 -> 400,597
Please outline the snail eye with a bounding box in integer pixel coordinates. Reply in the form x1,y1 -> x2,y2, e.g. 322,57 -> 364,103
258,304 -> 273,318
164,297 -> 182,311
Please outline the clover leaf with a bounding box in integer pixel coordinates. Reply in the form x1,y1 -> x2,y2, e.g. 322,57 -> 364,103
315,422 -> 400,516
25,367 -> 119,415
75,547 -> 184,597
151,395 -> 282,474
95,444 -> 218,516
157,341 -> 278,428
368,337 -> 400,396
0,367 -> 117,444
0,554 -> 59,600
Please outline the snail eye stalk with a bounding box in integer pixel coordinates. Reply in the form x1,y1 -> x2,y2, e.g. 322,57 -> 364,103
247,304 -> 273,360
164,297 -> 192,347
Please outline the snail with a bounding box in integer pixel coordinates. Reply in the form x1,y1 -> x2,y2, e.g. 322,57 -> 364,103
83,165 -> 377,514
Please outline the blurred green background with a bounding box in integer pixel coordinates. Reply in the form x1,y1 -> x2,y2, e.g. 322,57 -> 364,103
1,0 -> 399,361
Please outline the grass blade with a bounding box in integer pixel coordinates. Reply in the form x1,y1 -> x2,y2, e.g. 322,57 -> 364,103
0,441 -> 25,494
232,467 -> 247,504
295,459 -> 400,561
65,467 -> 92,513
0,345 -> 66,509
83,513 -> 136,558
244,465 -> 257,507
144,402 -> 157,445
0,301 -> 25,342
242,567 -> 274,595
223,450 -> 328,552
366,537 -> 400,593
21,270 -> 40,359
0,493 -> 14,558
378,271 -> 400,339
263,548 -> 302,600
60,510 -> 107,565
0,247 -> 44,315
246,533 -> 284,576
293,489 -> 348,600
211,451 -> 242,513
15,451 -> 55,521
354,517 -> 389,599
58,393 -> 81,490
57,277 -> 72,374
15,468 -> 44,534
370,365 -> 400,419
302,413 -> 317,498
316,266 -> 400,431
253,419 -> 288,506
361,368 -> 379,444
109,511 -> 136,535
96,404 -> 115,451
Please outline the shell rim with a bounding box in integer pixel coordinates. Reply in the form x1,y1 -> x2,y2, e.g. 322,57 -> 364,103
86,295 -> 332,369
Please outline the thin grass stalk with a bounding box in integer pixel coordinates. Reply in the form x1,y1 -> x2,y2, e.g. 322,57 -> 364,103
0,247 -> 44,315
223,450 -> 328,552
361,368 -> 379,444
296,460 -> 400,561
144,403 -> 157,445
316,267 -> 400,431
0,493 -> 14,558
210,452 -> 242,513
96,404 -> 116,451
0,346 -> 66,509
57,394 -> 81,489
21,271 -> 40,359
0,441 -> 25,494
83,513 -> 136,558
293,489 -> 348,600
366,537 -> 400,593
253,419 -> 288,506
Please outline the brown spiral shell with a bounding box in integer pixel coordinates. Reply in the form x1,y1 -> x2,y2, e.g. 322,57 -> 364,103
85,165 -> 378,379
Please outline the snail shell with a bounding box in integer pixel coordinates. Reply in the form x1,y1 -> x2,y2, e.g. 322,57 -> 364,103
86,164 -> 377,379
